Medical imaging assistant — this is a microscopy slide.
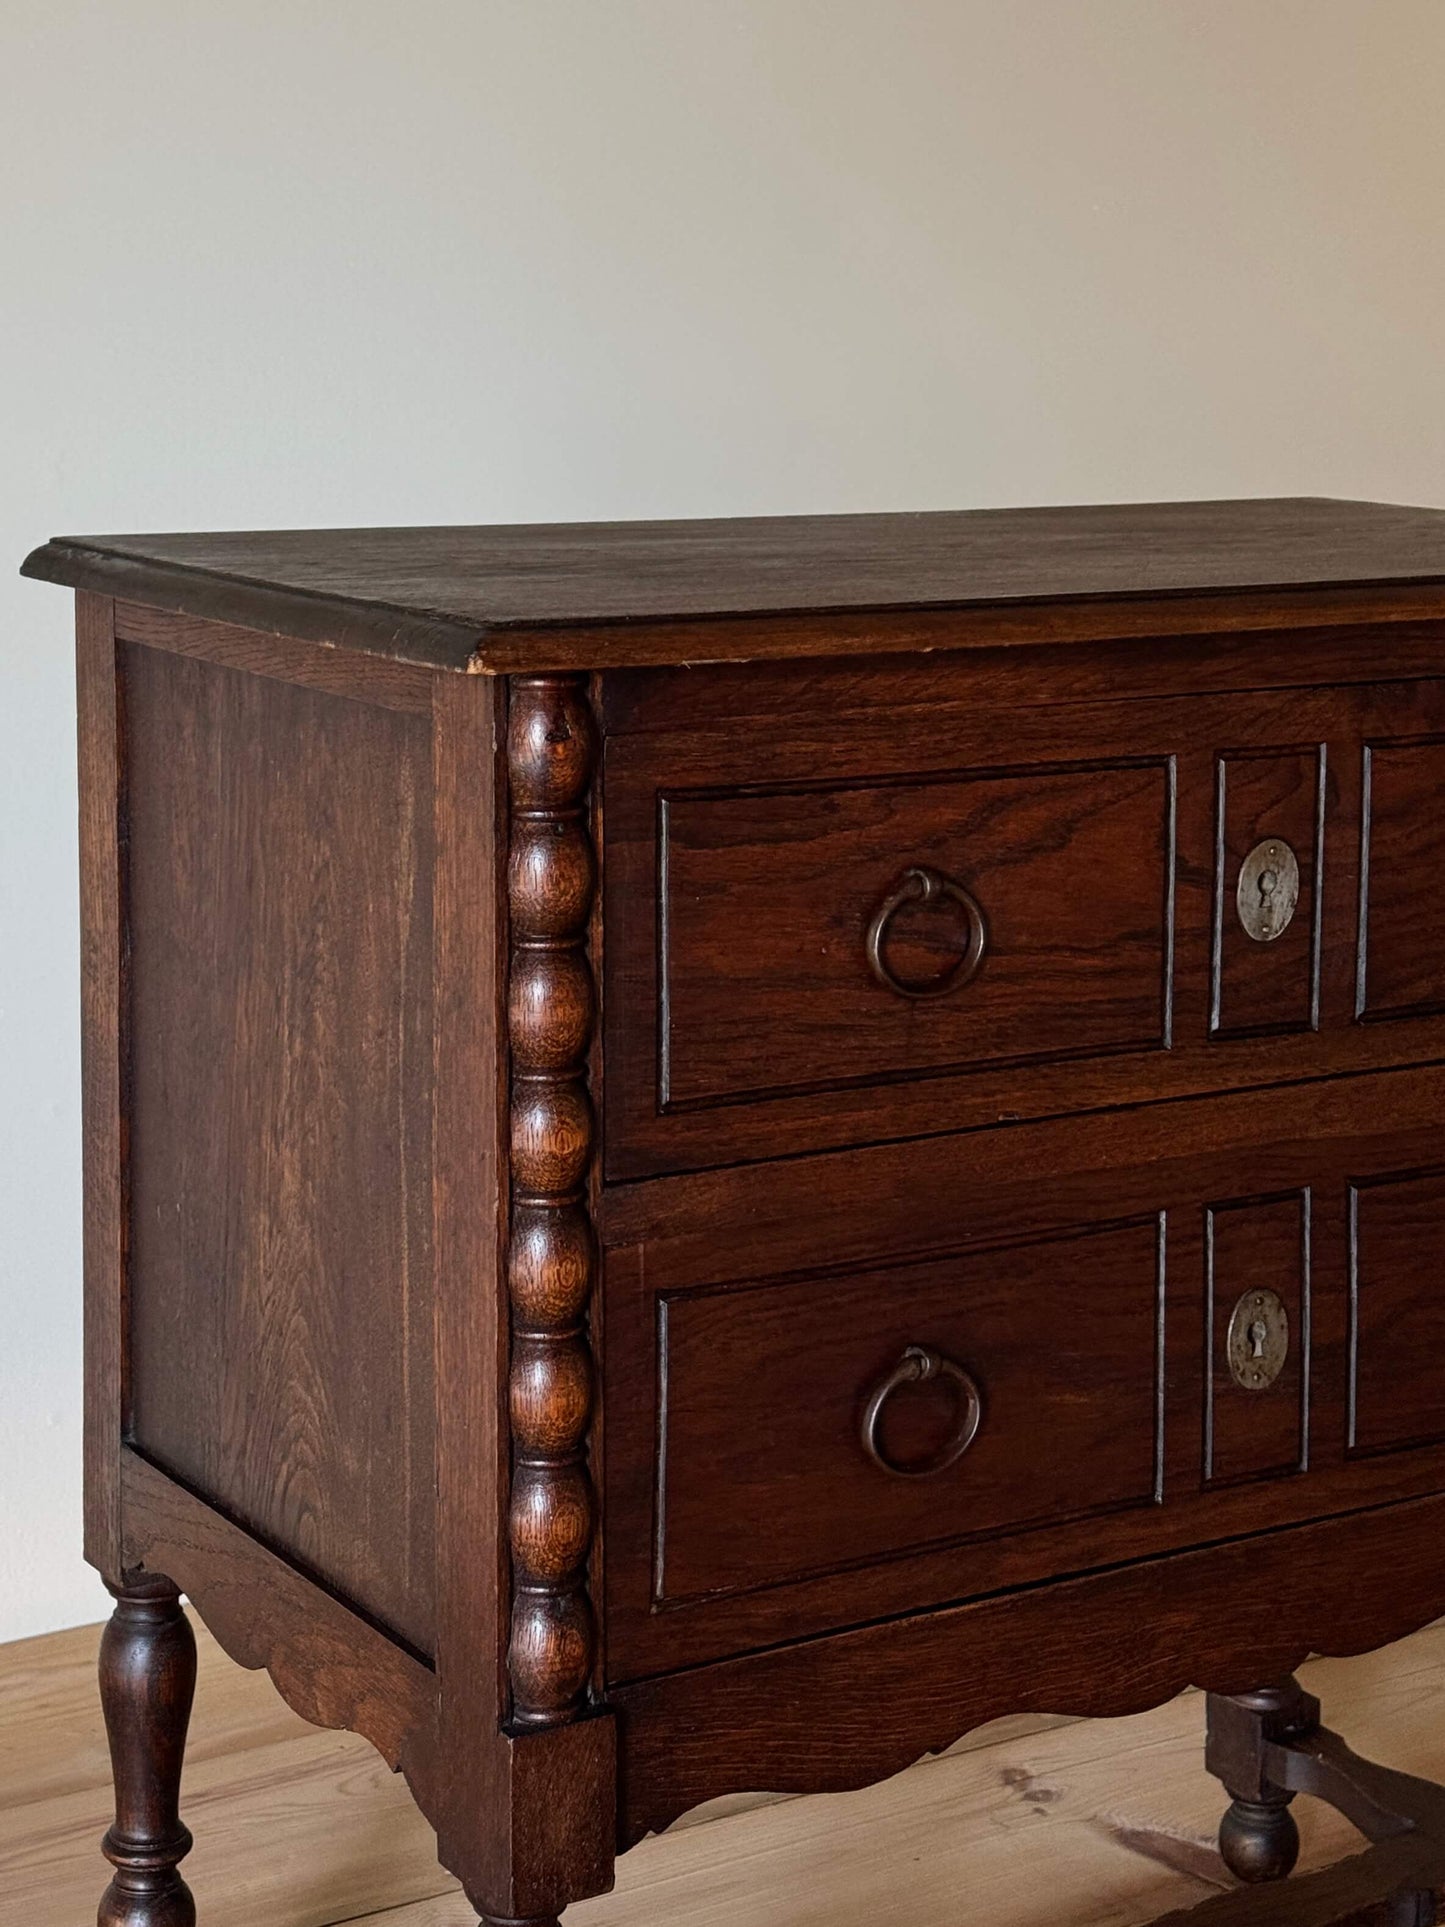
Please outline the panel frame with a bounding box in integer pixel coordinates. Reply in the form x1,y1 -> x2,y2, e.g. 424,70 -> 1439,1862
650,1212 -> 1167,1607
1355,732 -> 1445,1024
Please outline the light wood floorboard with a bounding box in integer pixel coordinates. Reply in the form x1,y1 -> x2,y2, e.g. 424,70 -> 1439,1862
4,1617 -> 1444,1925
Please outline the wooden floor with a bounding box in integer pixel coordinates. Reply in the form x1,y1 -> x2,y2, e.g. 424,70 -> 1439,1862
6,1618 -> 1445,1927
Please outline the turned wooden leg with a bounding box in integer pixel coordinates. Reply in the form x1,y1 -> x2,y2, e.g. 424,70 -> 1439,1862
478,1917 -> 562,1926
1205,1680 -> 1320,1885
97,1577 -> 197,1927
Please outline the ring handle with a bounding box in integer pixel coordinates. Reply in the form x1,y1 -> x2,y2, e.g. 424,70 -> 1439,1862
860,1345 -> 984,1478
865,866 -> 987,1000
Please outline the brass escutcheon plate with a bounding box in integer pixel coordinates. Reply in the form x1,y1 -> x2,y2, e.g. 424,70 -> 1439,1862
1236,838 -> 1300,943
1227,1286 -> 1290,1392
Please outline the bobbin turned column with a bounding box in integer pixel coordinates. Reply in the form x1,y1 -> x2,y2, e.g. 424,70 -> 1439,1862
505,673 -> 599,1729
97,1577 -> 197,1927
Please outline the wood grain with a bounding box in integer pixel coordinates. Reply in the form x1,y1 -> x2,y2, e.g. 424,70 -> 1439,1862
1347,1167 -> 1445,1457
120,1450 -> 437,1813
76,591 -> 124,1580
602,677 -> 1445,1178
1357,736 -> 1445,1020
39,529 -> 1445,1926
613,1491 -> 1445,1843
1205,1191 -> 1309,1486
120,640 -> 436,1656
428,669 -> 514,1907
1211,749 -> 1324,1039
113,602 -> 434,713
651,758 -> 1173,1111
602,1066 -> 1445,1676
598,625 -> 1445,735
649,1216 -> 1162,1605
26,499 -> 1445,671
9,1617 -> 1445,1927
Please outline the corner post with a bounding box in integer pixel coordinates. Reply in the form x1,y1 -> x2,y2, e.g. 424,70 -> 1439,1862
504,673 -> 600,1726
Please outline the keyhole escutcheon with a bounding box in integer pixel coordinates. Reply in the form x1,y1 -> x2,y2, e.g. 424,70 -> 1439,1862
1236,838 -> 1301,944
1227,1287 -> 1290,1393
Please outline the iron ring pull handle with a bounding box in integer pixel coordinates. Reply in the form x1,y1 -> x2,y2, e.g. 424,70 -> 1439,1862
860,1344 -> 985,1478
865,865 -> 987,1000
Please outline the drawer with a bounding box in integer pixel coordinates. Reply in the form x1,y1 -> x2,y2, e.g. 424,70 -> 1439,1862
601,1064 -> 1445,1681
602,670 -> 1445,1178
650,1216 -> 1162,1605
648,759 -> 1172,1106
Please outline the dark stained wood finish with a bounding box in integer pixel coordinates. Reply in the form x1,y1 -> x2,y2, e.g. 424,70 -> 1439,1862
428,668 -> 515,1904
599,623 -> 1445,734
611,1489 -> 1445,1844
120,639 -> 437,1656
26,498 -> 1445,670
1207,1681 -> 1316,1885
429,673 -> 617,1921
1212,749 -> 1325,1038
1191,1680 -> 1445,1925
653,758 -> 1173,1110
1205,1192 -> 1310,1488
650,1217 -> 1162,1605
119,1447 -> 439,1811
76,592 -> 125,1582
113,599 -> 434,713
1357,737 -> 1445,1021
1348,1167 -> 1445,1458
601,1065 -> 1445,1677
505,675 -> 601,1728
603,676 -> 1445,1177
97,1578 -> 197,1927
36,504 -> 1445,1927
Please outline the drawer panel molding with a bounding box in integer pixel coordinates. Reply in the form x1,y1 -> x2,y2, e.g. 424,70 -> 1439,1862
656,756 -> 1176,1111
1210,747 -> 1326,1039
651,1214 -> 1166,1605
1348,1165 -> 1445,1457
1204,1189 -> 1311,1486
1356,736 -> 1445,1022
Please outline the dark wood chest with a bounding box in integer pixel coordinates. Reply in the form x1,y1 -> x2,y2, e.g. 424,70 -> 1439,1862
25,497 -> 1445,1925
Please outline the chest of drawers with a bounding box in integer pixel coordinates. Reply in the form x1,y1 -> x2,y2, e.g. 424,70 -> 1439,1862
24,498 -> 1445,1926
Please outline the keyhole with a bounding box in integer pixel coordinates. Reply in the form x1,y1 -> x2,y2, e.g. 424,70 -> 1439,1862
1257,869 -> 1279,909
1248,1317 -> 1269,1360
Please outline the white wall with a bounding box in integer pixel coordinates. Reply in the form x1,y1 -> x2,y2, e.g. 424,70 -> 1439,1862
4,0 -> 1445,1642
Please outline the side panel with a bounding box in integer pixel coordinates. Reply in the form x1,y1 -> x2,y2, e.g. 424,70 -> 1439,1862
121,639 -> 436,1655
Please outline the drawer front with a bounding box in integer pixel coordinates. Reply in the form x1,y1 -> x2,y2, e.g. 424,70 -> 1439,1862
601,1065 -> 1445,1681
652,761 -> 1171,1110
653,1217 -> 1161,1604
603,671 -> 1445,1179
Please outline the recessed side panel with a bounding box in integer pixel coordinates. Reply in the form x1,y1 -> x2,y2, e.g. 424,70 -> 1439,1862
1358,737 -> 1445,1021
1211,750 -> 1324,1038
122,641 -> 436,1657
1204,1191 -> 1310,1486
1349,1167 -> 1445,1458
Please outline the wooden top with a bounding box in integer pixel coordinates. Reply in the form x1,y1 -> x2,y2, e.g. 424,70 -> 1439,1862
23,497 -> 1445,673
